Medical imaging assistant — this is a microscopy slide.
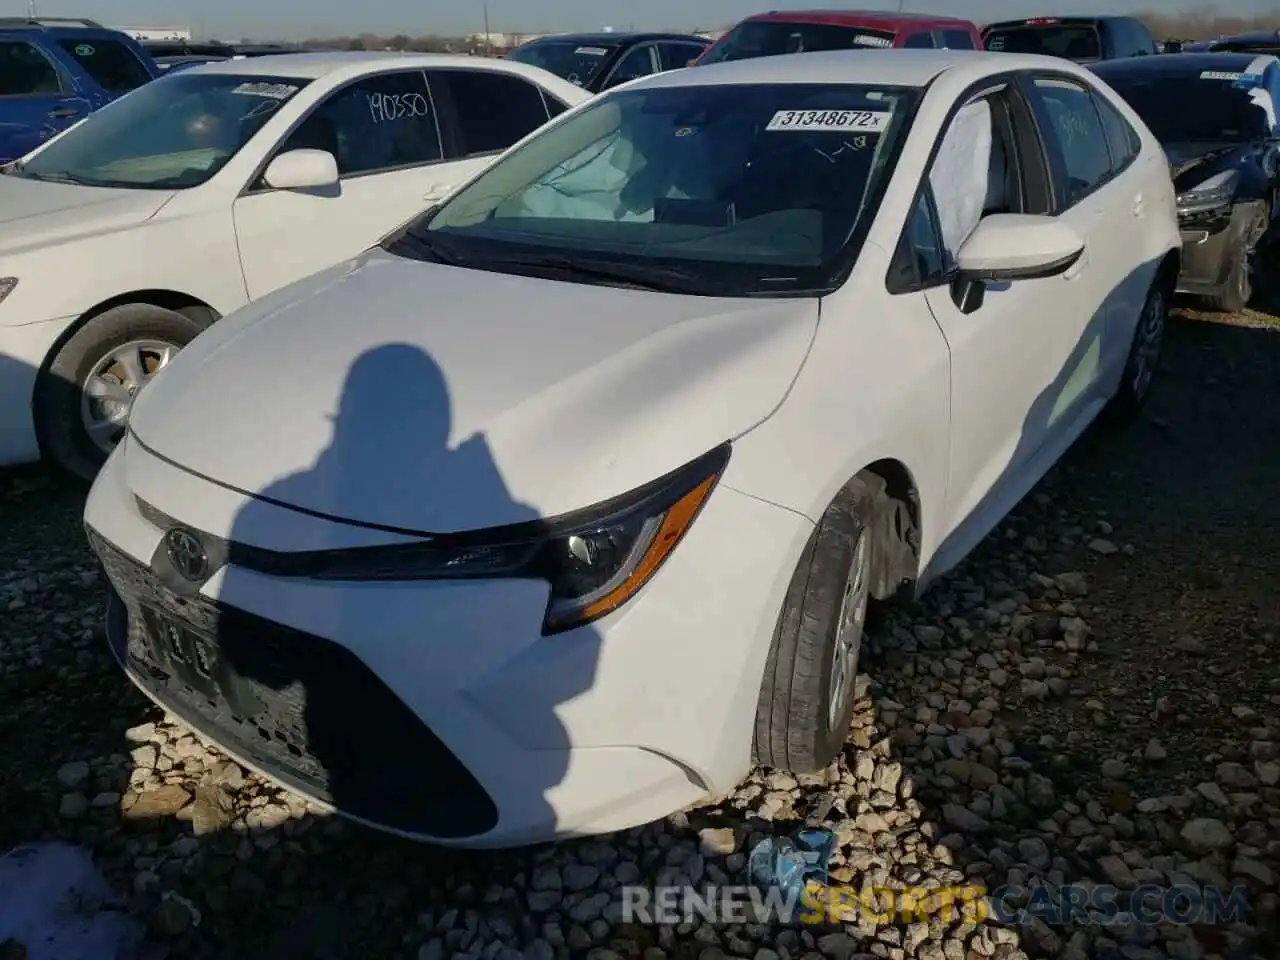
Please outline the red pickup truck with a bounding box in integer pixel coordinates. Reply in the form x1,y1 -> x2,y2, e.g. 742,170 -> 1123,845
694,9 -> 985,64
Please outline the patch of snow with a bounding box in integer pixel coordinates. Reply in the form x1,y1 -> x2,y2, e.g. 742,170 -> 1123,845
0,843 -> 152,960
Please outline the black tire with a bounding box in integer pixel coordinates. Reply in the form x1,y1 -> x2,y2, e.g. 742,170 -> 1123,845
752,473 -> 891,773
1107,273 -> 1170,421
1205,202 -> 1267,313
34,303 -> 206,481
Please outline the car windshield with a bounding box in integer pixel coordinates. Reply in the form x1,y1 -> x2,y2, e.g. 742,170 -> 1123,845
15,72 -> 308,189
699,21 -> 897,63
403,82 -> 917,295
507,40 -> 619,87
1105,73 -> 1272,142
984,24 -> 1102,60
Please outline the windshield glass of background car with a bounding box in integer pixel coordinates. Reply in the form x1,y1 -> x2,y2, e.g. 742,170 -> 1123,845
17,73 -> 308,188
699,22 -> 896,63
984,25 -> 1101,60
422,82 -> 917,290
507,41 -> 618,87
1107,74 -> 1271,142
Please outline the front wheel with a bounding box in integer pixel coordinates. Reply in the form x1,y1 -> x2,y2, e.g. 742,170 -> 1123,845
752,474 -> 893,774
34,303 -> 205,481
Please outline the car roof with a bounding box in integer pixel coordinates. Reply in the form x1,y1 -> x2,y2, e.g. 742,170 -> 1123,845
741,9 -> 976,30
1091,51 -> 1276,78
0,21 -> 133,38
1210,30 -> 1280,45
983,15 -> 1125,28
518,32 -> 709,45
624,47 -> 1060,90
188,50 -> 559,82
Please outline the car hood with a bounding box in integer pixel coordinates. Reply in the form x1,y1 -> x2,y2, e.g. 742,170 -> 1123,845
127,249 -> 819,533
1164,140 -> 1250,182
0,175 -> 174,254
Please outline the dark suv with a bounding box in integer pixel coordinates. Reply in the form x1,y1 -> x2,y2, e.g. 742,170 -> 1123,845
0,17 -> 159,162
506,32 -> 711,93
982,16 -> 1158,62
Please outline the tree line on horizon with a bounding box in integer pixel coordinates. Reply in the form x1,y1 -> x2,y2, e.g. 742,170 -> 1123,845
237,7 -> 1280,51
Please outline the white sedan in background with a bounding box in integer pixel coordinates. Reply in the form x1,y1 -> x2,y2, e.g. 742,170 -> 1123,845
0,52 -> 587,478
86,49 -> 1178,847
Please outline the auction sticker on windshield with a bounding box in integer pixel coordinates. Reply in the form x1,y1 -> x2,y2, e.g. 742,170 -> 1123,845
1201,71 -> 1243,81
767,109 -> 890,132
231,81 -> 300,99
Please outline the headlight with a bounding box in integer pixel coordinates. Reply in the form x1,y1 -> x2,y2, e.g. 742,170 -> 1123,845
309,443 -> 730,634
1176,169 -> 1239,215
0,278 -> 17,305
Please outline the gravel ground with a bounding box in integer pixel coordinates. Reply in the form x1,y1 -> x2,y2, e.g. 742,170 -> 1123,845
0,302 -> 1277,960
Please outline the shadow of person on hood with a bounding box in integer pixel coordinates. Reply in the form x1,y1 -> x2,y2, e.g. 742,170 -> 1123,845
168,343 -> 605,951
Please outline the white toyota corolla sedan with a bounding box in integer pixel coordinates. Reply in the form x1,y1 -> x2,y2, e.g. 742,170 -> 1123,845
0,52 -> 585,479
85,49 -> 1179,847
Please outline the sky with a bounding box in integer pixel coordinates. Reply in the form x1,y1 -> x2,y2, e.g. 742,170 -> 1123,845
3,0 -> 1276,40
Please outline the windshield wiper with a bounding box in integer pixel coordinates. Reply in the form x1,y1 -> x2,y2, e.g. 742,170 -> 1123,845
387,228 -> 465,265
17,170 -> 107,186
478,252 -> 705,293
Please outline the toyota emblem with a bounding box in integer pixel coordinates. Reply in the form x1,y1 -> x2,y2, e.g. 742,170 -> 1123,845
164,527 -> 208,581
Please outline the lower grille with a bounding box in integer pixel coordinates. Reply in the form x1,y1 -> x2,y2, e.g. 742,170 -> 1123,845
89,528 -> 498,839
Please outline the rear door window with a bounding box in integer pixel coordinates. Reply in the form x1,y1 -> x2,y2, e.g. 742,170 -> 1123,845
903,32 -> 935,49
430,69 -> 550,156
0,40 -> 63,96
601,44 -> 656,89
1029,75 -> 1113,206
56,37 -> 151,92
657,41 -> 707,71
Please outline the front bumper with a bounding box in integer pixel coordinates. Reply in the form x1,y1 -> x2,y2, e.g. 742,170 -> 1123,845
1175,202 -> 1264,296
85,440 -> 812,847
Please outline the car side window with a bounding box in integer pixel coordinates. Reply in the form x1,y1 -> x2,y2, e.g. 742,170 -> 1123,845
657,42 -> 705,70
888,188 -> 947,292
1093,92 -> 1140,175
430,70 -> 550,156
929,95 -> 1016,265
278,71 -> 442,178
940,30 -> 975,50
0,40 -> 63,96
903,32 -> 935,49
1131,18 -> 1162,55
603,44 -> 656,88
542,90 -> 569,119
55,38 -> 151,93
1029,76 -> 1112,207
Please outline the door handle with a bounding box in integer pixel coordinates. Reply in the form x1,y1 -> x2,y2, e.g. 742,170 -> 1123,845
1132,193 -> 1145,216
48,107 -> 80,118
1063,247 -> 1089,281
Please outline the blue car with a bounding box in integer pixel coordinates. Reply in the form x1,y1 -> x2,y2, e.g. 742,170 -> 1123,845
0,17 -> 160,163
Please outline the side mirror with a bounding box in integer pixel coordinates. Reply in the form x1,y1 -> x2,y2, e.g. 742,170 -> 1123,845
262,148 -> 339,191
951,214 -> 1084,312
